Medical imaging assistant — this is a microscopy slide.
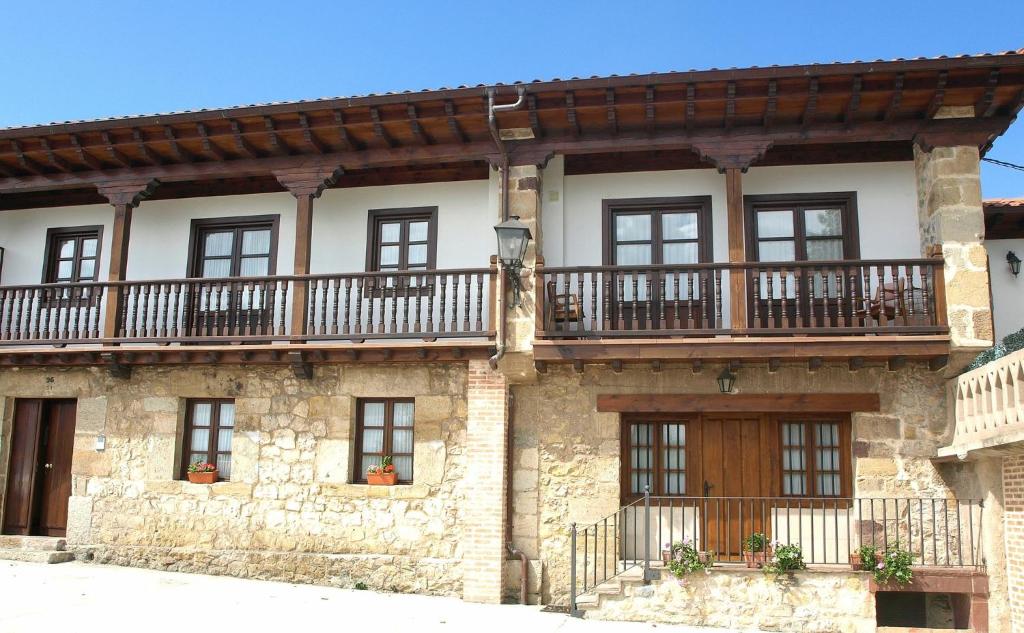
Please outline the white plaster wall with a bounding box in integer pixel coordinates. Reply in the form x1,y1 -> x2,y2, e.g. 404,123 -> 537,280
987,238 -> 1024,340
0,204 -> 113,286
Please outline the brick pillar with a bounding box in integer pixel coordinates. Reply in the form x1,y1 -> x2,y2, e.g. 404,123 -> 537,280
914,109 -> 994,363
1004,455 -> 1024,631
462,359 -> 509,603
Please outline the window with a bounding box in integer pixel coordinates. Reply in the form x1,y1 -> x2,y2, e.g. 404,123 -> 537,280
355,399 -> 414,483
622,419 -> 687,499
366,208 -> 437,273
188,216 -> 278,278
779,418 -> 850,497
602,197 -> 713,267
180,400 -> 235,481
745,193 -> 859,263
43,226 -> 103,284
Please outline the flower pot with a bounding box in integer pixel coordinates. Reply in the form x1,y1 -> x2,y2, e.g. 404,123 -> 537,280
187,470 -> 217,484
743,547 -> 773,569
699,551 -> 716,567
367,472 -> 397,486
662,549 -> 672,565
850,551 -> 883,571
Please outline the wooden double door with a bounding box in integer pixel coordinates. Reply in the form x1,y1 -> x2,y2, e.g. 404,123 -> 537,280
2,399 -> 76,537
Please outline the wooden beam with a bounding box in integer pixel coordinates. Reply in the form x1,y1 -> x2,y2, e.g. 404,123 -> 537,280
888,355 -> 907,372
9,140 -> 44,174
332,110 -> 358,150
725,81 -> 736,129
132,129 -> 162,165
573,359 -> 584,373
263,117 -> 290,155
288,351 -> 313,379
406,105 -> 431,145
39,138 -> 72,172
844,75 -> 862,126
298,113 -> 328,153
767,358 -> 781,373
534,360 -> 547,373
370,107 -> 396,147
651,359 -> 662,373
162,126 -> 194,162
566,92 -> 580,137
763,80 -> 777,129
929,355 -> 949,372
849,356 -> 865,372
802,77 -> 819,127
195,123 -> 226,160
229,120 -> 257,158
444,101 -> 468,143
691,359 -> 703,374
606,88 -> 618,135
726,167 -> 747,330
101,132 -> 131,167
611,359 -> 623,373
644,87 -> 656,134
884,74 -> 905,121
976,69 -> 1000,118
925,71 -> 949,119
808,356 -> 824,372
597,393 -> 881,413
69,135 -> 103,170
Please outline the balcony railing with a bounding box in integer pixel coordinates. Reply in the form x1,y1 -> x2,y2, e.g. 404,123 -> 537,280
943,348 -> 1024,458
569,492 -> 983,613
539,258 -> 946,338
0,268 -> 495,346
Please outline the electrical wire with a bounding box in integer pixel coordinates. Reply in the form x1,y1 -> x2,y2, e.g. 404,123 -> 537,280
982,157 -> 1024,172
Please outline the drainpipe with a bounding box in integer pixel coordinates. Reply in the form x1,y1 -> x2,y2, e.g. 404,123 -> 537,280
487,85 -> 526,370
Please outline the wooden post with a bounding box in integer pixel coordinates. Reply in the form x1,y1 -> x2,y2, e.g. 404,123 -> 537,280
725,168 -> 747,331
273,165 -> 344,341
96,179 -> 159,341
534,255 -> 545,339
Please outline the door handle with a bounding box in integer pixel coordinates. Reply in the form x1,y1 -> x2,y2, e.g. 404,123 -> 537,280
43,463 -> 53,470
703,480 -> 713,497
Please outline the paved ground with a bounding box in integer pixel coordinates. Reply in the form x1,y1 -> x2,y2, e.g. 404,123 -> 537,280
0,560 -> 734,633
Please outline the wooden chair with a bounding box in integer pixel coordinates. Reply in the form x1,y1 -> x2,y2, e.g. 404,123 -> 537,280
546,280 -> 583,331
856,277 -> 907,324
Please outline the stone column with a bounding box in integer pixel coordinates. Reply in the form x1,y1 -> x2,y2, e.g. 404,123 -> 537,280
913,110 -> 994,364
461,359 -> 509,603
504,164 -> 542,354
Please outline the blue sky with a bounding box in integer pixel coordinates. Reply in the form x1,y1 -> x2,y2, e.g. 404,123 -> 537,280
2,0 -> 1021,197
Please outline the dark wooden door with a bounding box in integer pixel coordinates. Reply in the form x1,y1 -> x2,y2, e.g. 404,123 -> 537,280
2,399 -> 76,536
697,415 -> 772,559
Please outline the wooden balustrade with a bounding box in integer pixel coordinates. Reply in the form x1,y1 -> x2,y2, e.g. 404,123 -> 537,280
538,258 -> 947,338
0,268 -> 495,346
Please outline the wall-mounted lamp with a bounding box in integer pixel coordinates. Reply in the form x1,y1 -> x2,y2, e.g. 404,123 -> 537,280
494,215 -> 533,307
1008,251 -> 1021,277
717,367 -> 736,394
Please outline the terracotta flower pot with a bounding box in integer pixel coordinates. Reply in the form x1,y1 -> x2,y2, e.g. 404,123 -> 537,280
850,551 -> 883,571
367,472 -> 397,486
699,551 -> 716,567
662,549 -> 672,565
187,470 -> 217,484
743,547 -> 773,568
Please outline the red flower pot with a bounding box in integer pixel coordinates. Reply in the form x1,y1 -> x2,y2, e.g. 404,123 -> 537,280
367,472 -> 397,486
187,470 -> 218,484
743,547 -> 773,568
850,552 -> 883,571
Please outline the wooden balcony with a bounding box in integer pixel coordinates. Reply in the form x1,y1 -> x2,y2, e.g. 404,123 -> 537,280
0,268 -> 496,367
534,258 -> 951,368
939,348 -> 1024,460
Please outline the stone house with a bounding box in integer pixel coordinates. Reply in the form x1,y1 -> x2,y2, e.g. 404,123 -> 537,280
1,48 -> 1023,632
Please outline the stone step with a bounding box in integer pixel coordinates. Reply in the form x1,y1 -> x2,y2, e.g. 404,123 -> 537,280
0,535 -> 66,551
0,549 -> 75,564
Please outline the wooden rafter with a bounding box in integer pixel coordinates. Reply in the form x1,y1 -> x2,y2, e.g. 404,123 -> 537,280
297,113 -> 327,153
102,131 -> 131,167
406,105 -> 431,145
0,161 -> 13,178
228,120 -> 257,158
527,94 -> 543,139
132,129 -> 162,166
763,80 -> 777,129
884,73 -> 905,121
370,107 -> 396,147
925,71 -> 949,119
263,116 -> 290,156
685,83 -> 696,130
332,110 -> 357,150
162,126 -> 194,163
39,137 -> 72,172
444,100 -> 468,143
976,69 -> 1000,118
844,75 -> 862,126
195,123 -> 226,160
725,81 -> 736,129
69,134 -> 103,170
645,86 -> 656,133
566,91 -> 580,137
606,88 -> 617,134
10,140 -> 44,175
802,77 -> 819,127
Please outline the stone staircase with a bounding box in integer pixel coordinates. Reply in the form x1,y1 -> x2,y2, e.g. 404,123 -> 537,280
574,565 -> 650,613
0,535 -> 76,564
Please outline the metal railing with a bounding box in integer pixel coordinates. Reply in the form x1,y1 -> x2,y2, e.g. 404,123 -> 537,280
568,489 -> 983,614
539,258 -> 947,338
0,267 -> 496,346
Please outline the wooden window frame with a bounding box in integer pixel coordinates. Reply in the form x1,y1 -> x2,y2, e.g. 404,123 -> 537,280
365,207 -> 438,272
353,398 -> 415,484
41,225 -> 104,284
601,196 -> 714,266
743,192 -> 861,262
619,414 -> 692,503
179,399 -> 235,481
186,215 -> 280,278
775,414 -> 852,499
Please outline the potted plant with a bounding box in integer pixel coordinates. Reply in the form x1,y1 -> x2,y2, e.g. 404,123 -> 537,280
663,541 -> 716,568
742,532 -> 772,568
850,544 -> 882,571
366,456 -> 398,485
763,542 -> 806,578
872,547 -> 914,587
666,537 -> 713,579
187,462 -> 218,484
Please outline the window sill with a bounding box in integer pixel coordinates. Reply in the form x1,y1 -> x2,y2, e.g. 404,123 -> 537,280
145,480 -> 253,498
320,482 -> 430,499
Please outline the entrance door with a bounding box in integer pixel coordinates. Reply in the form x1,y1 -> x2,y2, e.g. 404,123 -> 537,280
697,415 -> 772,560
2,399 -> 76,536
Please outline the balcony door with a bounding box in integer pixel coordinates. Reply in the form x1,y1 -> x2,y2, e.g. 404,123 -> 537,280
186,216 -> 279,337
602,197 -> 713,331
744,193 -> 859,329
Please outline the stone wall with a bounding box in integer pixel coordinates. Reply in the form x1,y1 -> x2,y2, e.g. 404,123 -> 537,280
589,569 -> 874,633
509,361 -> 993,605
0,363 -> 469,595
1003,455 -> 1024,632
